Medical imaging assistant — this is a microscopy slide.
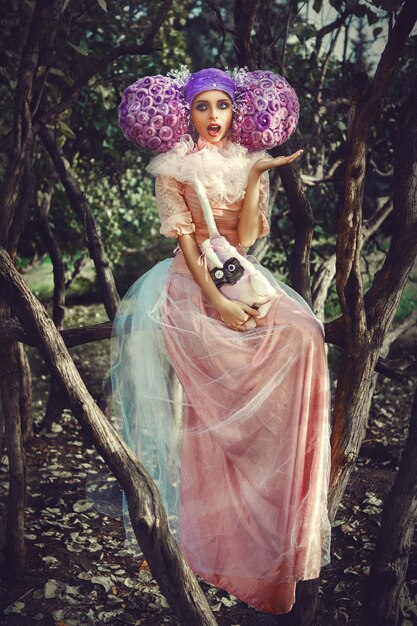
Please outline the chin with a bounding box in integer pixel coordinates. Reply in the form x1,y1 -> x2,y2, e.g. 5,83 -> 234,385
203,133 -> 227,144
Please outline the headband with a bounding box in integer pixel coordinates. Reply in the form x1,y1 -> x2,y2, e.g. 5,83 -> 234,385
118,67 -> 299,154
184,68 -> 235,105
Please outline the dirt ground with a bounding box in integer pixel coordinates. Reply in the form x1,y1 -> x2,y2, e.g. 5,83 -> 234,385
1,307 -> 417,626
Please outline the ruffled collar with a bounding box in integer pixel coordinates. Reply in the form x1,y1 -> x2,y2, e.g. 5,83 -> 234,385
146,135 -> 268,205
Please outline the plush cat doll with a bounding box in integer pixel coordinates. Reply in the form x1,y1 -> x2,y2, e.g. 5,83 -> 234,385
193,176 -> 277,329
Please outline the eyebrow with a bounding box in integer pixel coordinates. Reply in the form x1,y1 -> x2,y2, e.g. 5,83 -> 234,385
194,98 -> 231,104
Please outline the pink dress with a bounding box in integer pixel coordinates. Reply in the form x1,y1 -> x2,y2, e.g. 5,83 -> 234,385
110,136 -> 331,614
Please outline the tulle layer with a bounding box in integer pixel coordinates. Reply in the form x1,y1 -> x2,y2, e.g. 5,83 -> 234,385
109,253 -> 331,614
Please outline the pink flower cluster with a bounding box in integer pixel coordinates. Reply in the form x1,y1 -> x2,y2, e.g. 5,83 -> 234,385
231,70 -> 299,152
118,75 -> 191,153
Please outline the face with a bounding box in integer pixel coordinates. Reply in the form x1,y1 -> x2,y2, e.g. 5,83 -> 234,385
191,89 -> 233,144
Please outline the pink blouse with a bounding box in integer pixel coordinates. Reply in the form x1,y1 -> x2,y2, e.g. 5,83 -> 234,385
155,172 -> 270,247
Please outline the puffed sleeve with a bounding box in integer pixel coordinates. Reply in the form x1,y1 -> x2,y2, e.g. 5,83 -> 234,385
258,170 -> 270,238
155,175 -> 196,239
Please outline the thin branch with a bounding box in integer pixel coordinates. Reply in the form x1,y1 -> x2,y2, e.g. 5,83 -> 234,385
34,0 -> 174,129
1,316 -> 414,381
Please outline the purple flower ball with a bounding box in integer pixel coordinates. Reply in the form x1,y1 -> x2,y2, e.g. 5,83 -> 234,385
137,111 -> 149,125
231,69 -> 299,151
160,126 -> 173,141
165,114 -> 178,128
125,113 -> 136,127
144,126 -> 156,138
255,97 -> 268,111
259,78 -> 274,90
147,136 -> 162,151
168,100 -> 181,113
150,115 -> 164,129
157,103 -> 170,116
262,129 -> 275,147
242,117 -> 256,132
119,74 -> 191,153
255,111 -> 272,130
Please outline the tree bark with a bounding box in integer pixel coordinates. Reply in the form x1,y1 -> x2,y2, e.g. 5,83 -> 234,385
2,340 -> 26,570
272,143 -> 315,306
37,180 -> 69,430
365,383 -> 417,626
0,0 -> 50,573
40,127 -> 120,320
233,0 -> 261,68
329,0 -> 417,521
17,342 -> 33,443
311,196 -> 392,319
0,246 -> 219,626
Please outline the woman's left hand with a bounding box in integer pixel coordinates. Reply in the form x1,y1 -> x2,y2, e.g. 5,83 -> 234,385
252,149 -> 304,175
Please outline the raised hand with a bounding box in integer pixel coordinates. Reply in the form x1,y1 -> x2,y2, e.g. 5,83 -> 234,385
253,149 -> 304,174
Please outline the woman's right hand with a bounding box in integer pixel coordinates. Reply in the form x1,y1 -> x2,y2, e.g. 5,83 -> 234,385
215,298 -> 260,332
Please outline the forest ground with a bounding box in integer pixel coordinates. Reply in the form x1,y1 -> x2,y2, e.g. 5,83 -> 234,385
1,297 -> 417,626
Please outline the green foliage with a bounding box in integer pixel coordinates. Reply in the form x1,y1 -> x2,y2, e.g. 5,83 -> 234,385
1,0 -> 415,320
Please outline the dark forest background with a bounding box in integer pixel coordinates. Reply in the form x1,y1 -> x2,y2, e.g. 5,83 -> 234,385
1,1 -> 417,625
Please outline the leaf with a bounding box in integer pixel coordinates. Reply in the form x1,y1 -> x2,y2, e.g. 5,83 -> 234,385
91,575 -> 114,592
73,499 -> 93,513
3,601 -> 25,615
96,0 -> 108,11
42,555 -> 59,565
44,579 -> 65,599
58,121 -> 76,140
119,613 -> 136,624
220,596 -> 237,607
68,41 -> 90,56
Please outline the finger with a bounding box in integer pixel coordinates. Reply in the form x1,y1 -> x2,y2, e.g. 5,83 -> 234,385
271,150 -> 303,166
242,305 -> 260,316
282,150 -> 303,164
289,149 -> 304,161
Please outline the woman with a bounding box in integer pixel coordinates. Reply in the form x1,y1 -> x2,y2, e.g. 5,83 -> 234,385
112,67 -> 331,614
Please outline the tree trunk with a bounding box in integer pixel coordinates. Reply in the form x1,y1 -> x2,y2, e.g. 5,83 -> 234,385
37,182 -> 69,430
0,245 -> 219,626
0,0 -> 50,573
328,0 -> 417,520
2,340 -> 26,570
273,143 -> 314,306
365,383 -> 417,626
17,341 -> 33,443
311,196 -> 392,319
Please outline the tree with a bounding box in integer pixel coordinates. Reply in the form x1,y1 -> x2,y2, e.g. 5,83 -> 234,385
1,1 -> 417,625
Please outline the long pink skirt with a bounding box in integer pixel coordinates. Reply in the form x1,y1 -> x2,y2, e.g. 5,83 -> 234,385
110,253 -> 331,614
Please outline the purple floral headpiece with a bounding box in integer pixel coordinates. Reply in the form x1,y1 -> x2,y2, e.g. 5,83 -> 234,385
118,66 -> 299,154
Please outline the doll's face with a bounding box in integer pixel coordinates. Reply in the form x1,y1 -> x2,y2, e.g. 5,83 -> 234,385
191,90 -> 233,144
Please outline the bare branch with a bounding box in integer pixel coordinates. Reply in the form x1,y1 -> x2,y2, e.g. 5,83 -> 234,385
40,127 -> 120,320
35,0 -> 174,129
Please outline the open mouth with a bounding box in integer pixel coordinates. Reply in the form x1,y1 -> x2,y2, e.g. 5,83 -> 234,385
207,124 -> 222,137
